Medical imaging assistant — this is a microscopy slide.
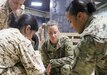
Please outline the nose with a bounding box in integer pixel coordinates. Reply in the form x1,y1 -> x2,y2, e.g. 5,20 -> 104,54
51,33 -> 56,38
51,34 -> 55,37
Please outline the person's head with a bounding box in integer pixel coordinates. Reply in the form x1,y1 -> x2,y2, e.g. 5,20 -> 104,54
65,0 -> 96,33
8,0 -> 25,11
8,13 -> 38,40
47,20 -> 60,44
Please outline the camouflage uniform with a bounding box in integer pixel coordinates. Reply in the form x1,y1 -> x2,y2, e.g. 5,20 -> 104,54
0,0 -> 24,29
71,16 -> 107,75
0,28 -> 45,75
38,25 -> 48,46
40,35 -> 75,75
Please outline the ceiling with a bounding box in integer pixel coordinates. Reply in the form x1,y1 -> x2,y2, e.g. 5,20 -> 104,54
24,0 -> 50,12
24,0 -> 107,12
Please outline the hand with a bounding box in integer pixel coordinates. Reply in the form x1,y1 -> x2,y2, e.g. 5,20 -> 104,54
46,64 -> 51,75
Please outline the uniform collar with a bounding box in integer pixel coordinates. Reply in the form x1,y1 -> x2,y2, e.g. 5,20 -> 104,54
84,15 -> 95,29
47,37 -> 62,51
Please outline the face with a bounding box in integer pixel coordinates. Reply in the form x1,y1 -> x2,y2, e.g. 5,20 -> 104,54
27,30 -> 35,40
22,25 -> 36,40
8,0 -> 25,11
65,12 -> 86,34
48,25 -> 60,44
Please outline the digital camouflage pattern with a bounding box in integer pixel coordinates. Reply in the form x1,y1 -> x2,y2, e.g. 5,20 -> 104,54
0,0 -> 24,29
71,16 -> 107,75
0,28 -> 45,75
40,35 -> 75,75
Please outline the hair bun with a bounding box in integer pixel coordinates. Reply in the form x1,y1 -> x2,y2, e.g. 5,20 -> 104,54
87,2 -> 96,14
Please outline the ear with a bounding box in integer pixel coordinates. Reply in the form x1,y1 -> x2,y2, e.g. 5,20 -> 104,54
24,25 -> 31,34
77,12 -> 84,21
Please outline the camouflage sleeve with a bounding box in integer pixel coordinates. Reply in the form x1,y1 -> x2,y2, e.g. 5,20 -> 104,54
76,35 -> 105,57
50,37 -> 77,68
0,7 -> 7,29
77,34 -> 105,63
39,42 -> 50,67
0,0 -> 6,6
19,41 -> 45,74
38,27 -> 43,41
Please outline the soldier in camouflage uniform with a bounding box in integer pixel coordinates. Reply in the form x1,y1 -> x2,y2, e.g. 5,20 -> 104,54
0,0 -> 25,29
66,0 -> 107,75
0,13 -> 45,75
39,20 -> 75,75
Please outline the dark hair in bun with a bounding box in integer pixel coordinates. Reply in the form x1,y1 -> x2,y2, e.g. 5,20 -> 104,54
66,0 -> 96,16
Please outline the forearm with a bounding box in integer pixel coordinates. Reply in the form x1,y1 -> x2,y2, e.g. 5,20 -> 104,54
50,55 -> 76,68
19,42 -> 45,75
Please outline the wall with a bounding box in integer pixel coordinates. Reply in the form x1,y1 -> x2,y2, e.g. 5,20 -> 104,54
50,0 -> 74,32
95,4 -> 107,16
25,7 -> 49,27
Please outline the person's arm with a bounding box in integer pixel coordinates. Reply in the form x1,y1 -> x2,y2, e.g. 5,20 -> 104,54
39,41 -> 50,67
0,3 -> 7,29
0,0 -> 6,7
39,42 -> 52,75
38,27 -> 42,41
18,40 -> 45,75
49,37 -> 77,68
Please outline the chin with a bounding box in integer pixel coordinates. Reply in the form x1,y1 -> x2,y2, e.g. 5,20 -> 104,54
51,40 -> 57,44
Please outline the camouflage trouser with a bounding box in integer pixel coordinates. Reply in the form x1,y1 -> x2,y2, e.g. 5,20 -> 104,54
60,64 -> 72,75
